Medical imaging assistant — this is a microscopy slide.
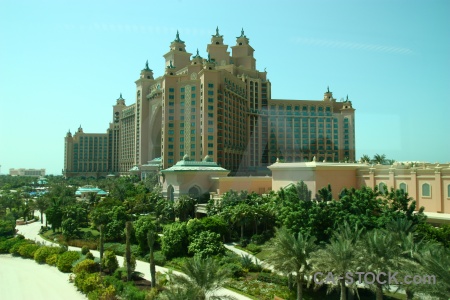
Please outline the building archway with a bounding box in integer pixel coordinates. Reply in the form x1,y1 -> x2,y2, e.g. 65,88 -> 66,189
167,185 -> 174,201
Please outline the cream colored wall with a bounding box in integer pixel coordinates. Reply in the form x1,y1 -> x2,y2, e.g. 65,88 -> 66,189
271,168 -> 316,193
217,177 -> 272,195
315,169 -> 357,200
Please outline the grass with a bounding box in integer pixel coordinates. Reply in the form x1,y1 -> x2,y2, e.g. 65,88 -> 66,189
255,248 -> 272,261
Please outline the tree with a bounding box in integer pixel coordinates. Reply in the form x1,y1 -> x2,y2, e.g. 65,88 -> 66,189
373,154 -> 386,165
311,222 -> 363,300
360,154 -> 371,163
134,215 -> 156,253
160,256 -> 233,300
147,228 -> 157,288
35,196 -> 50,224
265,227 -> 318,300
45,198 -> 63,232
358,229 -> 402,300
125,221 -> 132,281
161,222 -> 189,259
416,242 -> 450,299
174,195 -> 197,221
188,231 -> 225,259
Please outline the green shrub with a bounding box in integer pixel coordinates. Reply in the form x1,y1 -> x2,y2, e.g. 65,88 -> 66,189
9,239 -> 32,256
57,250 -> 80,273
154,251 -> 166,266
74,271 -> 103,294
86,284 -> 116,300
161,222 -> 189,259
188,230 -> 225,259
257,272 -> 288,286
46,253 -> 59,266
0,236 -> 24,253
85,251 -> 95,260
102,250 -> 119,274
246,243 -> 261,254
18,243 -> 40,258
222,263 -> 245,278
73,259 -> 99,274
121,283 -> 146,300
81,245 -> 90,255
34,246 -> 60,264
0,219 -> 16,238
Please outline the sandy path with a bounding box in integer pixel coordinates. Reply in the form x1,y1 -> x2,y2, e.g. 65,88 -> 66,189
0,254 -> 86,300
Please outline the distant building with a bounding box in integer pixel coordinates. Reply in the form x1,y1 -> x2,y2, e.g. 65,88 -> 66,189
268,161 -> 450,215
9,168 -> 45,177
63,28 -> 355,178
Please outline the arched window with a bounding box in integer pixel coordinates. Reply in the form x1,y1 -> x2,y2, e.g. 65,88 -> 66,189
189,186 -> 200,198
378,182 -> 387,194
167,185 -> 174,202
422,183 -> 431,197
399,183 -> 407,193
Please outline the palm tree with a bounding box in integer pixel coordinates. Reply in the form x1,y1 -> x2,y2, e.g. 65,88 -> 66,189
373,154 -> 386,165
160,256 -> 234,300
35,195 -> 50,224
358,229 -> 402,300
360,154 -> 371,163
266,227 -> 318,300
415,242 -> 450,299
311,222 -> 363,300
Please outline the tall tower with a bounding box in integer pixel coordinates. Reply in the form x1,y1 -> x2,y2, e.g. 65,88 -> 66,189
231,28 -> 256,70
163,31 -> 192,73
206,27 -> 231,66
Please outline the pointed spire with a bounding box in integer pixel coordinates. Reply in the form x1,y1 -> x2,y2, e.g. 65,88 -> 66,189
216,26 -> 219,36
327,86 -> 330,93
346,94 -> 349,102
143,60 -> 152,72
241,28 -> 245,36
196,49 -> 199,56
120,93 -> 122,98
174,30 -> 184,43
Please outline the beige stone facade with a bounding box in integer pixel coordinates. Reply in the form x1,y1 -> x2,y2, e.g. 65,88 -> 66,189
64,28 -> 355,178
9,168 -> 45,177
268,161 -> 450,214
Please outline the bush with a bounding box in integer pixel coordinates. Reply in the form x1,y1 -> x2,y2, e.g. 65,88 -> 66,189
102,250 -> 119,274
9,239 -> 33,256
188,230 -> 225,259
85,251 -> 95,260
18,243 -> 40,258
257,272 -> 289,286
0,219 -> 16,238
161,222 -> 189,259
121,283 -> 146,300
251,234 -> 266,245
81,245 -> 90,255
74,271 -> 103,294
154,251 -> 166,266
34,246 -> 54,264
222,263 -> 245,278
0,236 -> 24,253
46,253 -> 59,266
57,251 -> 81,273
86,284 -> 116,300
74,259 -> 99,274
246,243 -> 261,254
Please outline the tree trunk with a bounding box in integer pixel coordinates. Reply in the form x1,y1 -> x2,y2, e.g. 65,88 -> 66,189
240,224 -> 244,241
339,278 -> 347,300
148,230 -> 156,288
99,224 -> 104,273
375,282 -> 383,300
348,287 -> 355,300
297,275 -> 303,300
40,211 -> 43,224
405,289 -> 414,300
125,221 -> 132,281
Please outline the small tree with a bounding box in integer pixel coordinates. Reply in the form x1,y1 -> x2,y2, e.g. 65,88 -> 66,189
147,229 -> 157,288
102,250 -> 119,274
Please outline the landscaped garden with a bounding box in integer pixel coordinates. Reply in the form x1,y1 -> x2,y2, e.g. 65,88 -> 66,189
1,174 -> 450,299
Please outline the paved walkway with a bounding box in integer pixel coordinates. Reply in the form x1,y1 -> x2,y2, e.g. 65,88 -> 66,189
16,215 -> 250,300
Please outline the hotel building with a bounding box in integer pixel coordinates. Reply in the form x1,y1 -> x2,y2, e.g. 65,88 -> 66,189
63,28 -> 355,178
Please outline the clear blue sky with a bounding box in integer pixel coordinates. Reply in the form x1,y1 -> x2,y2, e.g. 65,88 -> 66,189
1,0 -> 449,175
